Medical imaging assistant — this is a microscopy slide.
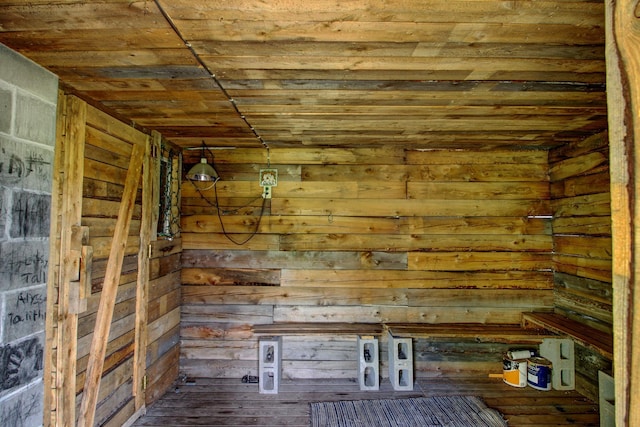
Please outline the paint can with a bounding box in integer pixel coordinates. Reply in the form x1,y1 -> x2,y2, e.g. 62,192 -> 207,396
503,356 -> 527,387
527,357 -> 552,391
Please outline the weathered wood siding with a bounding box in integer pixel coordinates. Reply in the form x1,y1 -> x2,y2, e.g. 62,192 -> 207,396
180,148 -> 554,379
49,97 -> 180,425
144,238 -> 182,406
549,131 -> 612,400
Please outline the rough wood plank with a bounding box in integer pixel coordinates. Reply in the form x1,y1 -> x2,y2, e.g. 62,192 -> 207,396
408,252 -> 552,271
553,254 -> 612,283
554,235 -> 612,259
145,345 -> 180,406
184,20 -> 604,45
549,150 -> 609,181
164,0 -> 604,26
407,181 -> 549,200
550,170 -> 611,198
252,322 -> 384,336
607,0 -> 640,424
55,93 -> 86,427
133,133 -> 154,411
273,306 -> 541,325
181,267 -> 281,286
280,269 -> 553,289
181,215 -> 549,235
551,192 -> 611,217
301,163 -> 548,182
272,198 -> 551,217
181,285 -> 552,308
552,216 -> 611,236
182,249 -> 407,270
43,91 -> 67,427
279,233 -> 552,252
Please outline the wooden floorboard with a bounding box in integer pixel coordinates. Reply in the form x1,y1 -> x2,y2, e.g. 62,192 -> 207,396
132,377 -> 599,426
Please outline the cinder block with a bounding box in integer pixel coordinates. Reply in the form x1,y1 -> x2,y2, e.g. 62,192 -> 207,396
258,337 -> 281,394
387,331 -> 413,391
598,371 -> 615,427
15,92 -> 57,145
358,336 -> 379,391
539,338 -> 575,390
0,43 -> 59,103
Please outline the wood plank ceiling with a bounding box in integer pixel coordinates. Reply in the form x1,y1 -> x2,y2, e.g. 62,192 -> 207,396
0,0 -> 607,150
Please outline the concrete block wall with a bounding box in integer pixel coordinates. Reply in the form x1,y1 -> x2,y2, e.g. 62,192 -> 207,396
0,43 -> 58,427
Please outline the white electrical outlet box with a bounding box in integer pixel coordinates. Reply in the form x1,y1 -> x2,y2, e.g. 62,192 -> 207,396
260,168 -> 277,199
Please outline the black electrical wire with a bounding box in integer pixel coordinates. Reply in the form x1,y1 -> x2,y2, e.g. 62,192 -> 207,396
190,180 -> 267,245
214,184 -> 267,246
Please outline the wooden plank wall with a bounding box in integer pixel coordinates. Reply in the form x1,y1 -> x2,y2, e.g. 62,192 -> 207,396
180,147 -> 555,379
145,238 -> 182,405
549,131 -> 612,401
71,104 -> 179,425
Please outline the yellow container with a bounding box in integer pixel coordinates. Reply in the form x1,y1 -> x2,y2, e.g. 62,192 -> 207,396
503,357 -> 527,387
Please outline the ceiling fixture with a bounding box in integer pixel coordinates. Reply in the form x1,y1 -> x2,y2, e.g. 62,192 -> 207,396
186,142 -> 220,188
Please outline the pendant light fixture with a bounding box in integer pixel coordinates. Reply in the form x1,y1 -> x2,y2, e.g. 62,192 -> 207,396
186,142 -> 219,185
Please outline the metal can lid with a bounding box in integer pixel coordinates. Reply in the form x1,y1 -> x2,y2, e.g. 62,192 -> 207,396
528,356 -> 552,366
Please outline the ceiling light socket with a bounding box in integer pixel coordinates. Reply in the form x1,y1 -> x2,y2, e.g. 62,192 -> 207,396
259,168 -> 278,187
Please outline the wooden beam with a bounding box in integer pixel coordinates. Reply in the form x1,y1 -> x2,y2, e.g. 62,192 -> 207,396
605,0 -> 640,425
43,91 -> 68,427
51,94 -> 87,427
133,132 -> 159,412
78,142 -> 145,427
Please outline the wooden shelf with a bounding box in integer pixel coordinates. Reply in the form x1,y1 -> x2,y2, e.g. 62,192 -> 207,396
253,321 -> 557,345
522,312 -> 613,360
385,323 -> 557,344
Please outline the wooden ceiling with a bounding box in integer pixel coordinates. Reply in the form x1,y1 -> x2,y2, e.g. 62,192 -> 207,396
0,0 -> 607,151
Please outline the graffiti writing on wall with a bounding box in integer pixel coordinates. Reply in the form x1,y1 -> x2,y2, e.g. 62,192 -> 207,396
0,150 -> 50,185
10,191 -> 50,238
7,291 -> 45,327
0,244 -> 48,288
0,338 -> 43,393
0,387 -> 42,427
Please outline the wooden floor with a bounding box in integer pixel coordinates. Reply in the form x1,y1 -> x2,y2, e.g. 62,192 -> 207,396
132,377 -> 599,426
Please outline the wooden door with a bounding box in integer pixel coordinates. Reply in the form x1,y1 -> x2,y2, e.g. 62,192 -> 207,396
44,93 -> 155,427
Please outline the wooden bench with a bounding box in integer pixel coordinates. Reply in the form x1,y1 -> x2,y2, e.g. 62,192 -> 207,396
253,322 -> 556,342
252,321 -> 559,392
252,322 -> 385,393
522,312 -> 613,360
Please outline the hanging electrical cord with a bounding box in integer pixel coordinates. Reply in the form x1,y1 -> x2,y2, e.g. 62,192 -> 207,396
191,180 -> 263,215
190,180 -> 266,245
214,185 -> 267,246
